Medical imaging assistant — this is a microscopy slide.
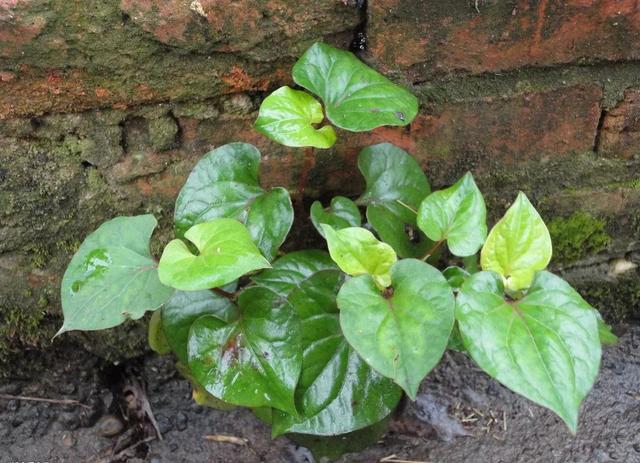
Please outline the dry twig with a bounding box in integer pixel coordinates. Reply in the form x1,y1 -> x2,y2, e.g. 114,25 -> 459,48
380,455 -> 431,463
0,393 -> 91,409
203,434 -> 249,446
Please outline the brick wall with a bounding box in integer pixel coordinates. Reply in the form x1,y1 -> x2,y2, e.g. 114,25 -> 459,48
1,0 -> 638,362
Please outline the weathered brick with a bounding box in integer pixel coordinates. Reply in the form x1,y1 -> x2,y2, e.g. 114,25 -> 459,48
120,0 -> 359,57
334,85 -> 603,190
0,0 -> 48,58
598,88 -> 640,159
368,0 -> 640,78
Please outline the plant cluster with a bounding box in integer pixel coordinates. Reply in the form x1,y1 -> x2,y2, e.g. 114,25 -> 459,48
58,43 -> 615,459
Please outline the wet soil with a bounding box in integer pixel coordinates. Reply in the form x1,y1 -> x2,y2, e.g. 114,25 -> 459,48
2,325 -> 639,463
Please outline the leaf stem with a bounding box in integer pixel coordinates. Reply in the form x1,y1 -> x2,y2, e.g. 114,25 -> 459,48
421,239 -> 445,261
395,199 -> 418,215
212,287 -> 235,300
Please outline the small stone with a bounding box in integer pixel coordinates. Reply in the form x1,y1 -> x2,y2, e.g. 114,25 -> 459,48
148,454 -> 162,463
95,414 -> 124,437
155,413 -> 173,434
60,411 -> 80,431
175,412 -> 188,431
222,94 -> 254,115
61,432 -> 76,448
6,399 -> 19,412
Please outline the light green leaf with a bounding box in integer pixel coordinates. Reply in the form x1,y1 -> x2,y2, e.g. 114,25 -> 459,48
456,271 -> 601,432
254,86 -> 337,148
158,218 -> 270,291
161,288 -> 239,364
272,270 -> 401,436
174,142 -> 293,261
310,196 -> 361,237
148,309 -> 171,355
58,215 -> 173,334
337,259 -> 455,399
481,192 -> 552,292
322,225 -> 397,289
596,313 -> 618,345
357,143 -> 432,258
417,172 -> 487,257
188,287 -> 302,416
292,42 -> 418,131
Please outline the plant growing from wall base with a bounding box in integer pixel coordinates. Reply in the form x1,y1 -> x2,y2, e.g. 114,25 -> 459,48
58,42 -> 615,459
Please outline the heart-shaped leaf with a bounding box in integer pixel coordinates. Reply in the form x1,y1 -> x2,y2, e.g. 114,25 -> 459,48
481,192 -> 552,292
337,259 -> 455,399
456,271 -> 601,432
254,86 -> 337,148
417,172 -> 487,257
188,286 -> 302,415
158,218 -> 270,291
174,142 -> 293,261
357,143 -> 432,258
251,250 -> 337,296
58,215 -> 173,334
322,225 -> 397,289
272,270 -> 402,436
292,42 -> 418,131
310,196 -> 361,237
161,288 -> 239,364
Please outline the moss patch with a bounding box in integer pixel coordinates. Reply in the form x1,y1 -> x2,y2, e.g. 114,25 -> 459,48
548,212 -> 611,264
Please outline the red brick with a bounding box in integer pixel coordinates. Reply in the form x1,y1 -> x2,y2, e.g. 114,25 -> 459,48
598,89 -> 640,159
368,0 -> 640,78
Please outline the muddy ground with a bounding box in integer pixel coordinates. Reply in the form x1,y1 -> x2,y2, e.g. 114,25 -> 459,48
2,325 -> 639,463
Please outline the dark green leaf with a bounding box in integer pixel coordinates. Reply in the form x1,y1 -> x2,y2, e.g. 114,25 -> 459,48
357,143 -> 432,257
254,86 -> 337,148
188,287 -> 302,415
456,271 -> 601,432
272,270 -> 402,436
288,414 -> 391,461
161,288 -> 239,364
251,250 -> 337,296
175,362 -> 236,411
310,196 -> 361,237
442,266 -> 470,291
158,218 -> 270,291
174,142 -> 293,260
58,215 -> 173,334
417,172 -> 487,257
337,259 -> 455,398
292,42 -> 418,131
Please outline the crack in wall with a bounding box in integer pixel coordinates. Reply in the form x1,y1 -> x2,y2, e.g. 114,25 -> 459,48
593,109 -> 608,154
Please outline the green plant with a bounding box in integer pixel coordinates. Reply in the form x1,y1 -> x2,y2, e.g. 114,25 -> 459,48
57,43 -> 616,459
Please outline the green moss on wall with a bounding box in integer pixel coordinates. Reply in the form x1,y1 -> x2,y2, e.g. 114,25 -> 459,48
548,212 -> 611,264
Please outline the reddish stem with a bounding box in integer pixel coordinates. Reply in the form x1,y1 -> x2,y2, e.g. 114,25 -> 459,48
421,239 -> 445,261
212,287 -> 235,300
